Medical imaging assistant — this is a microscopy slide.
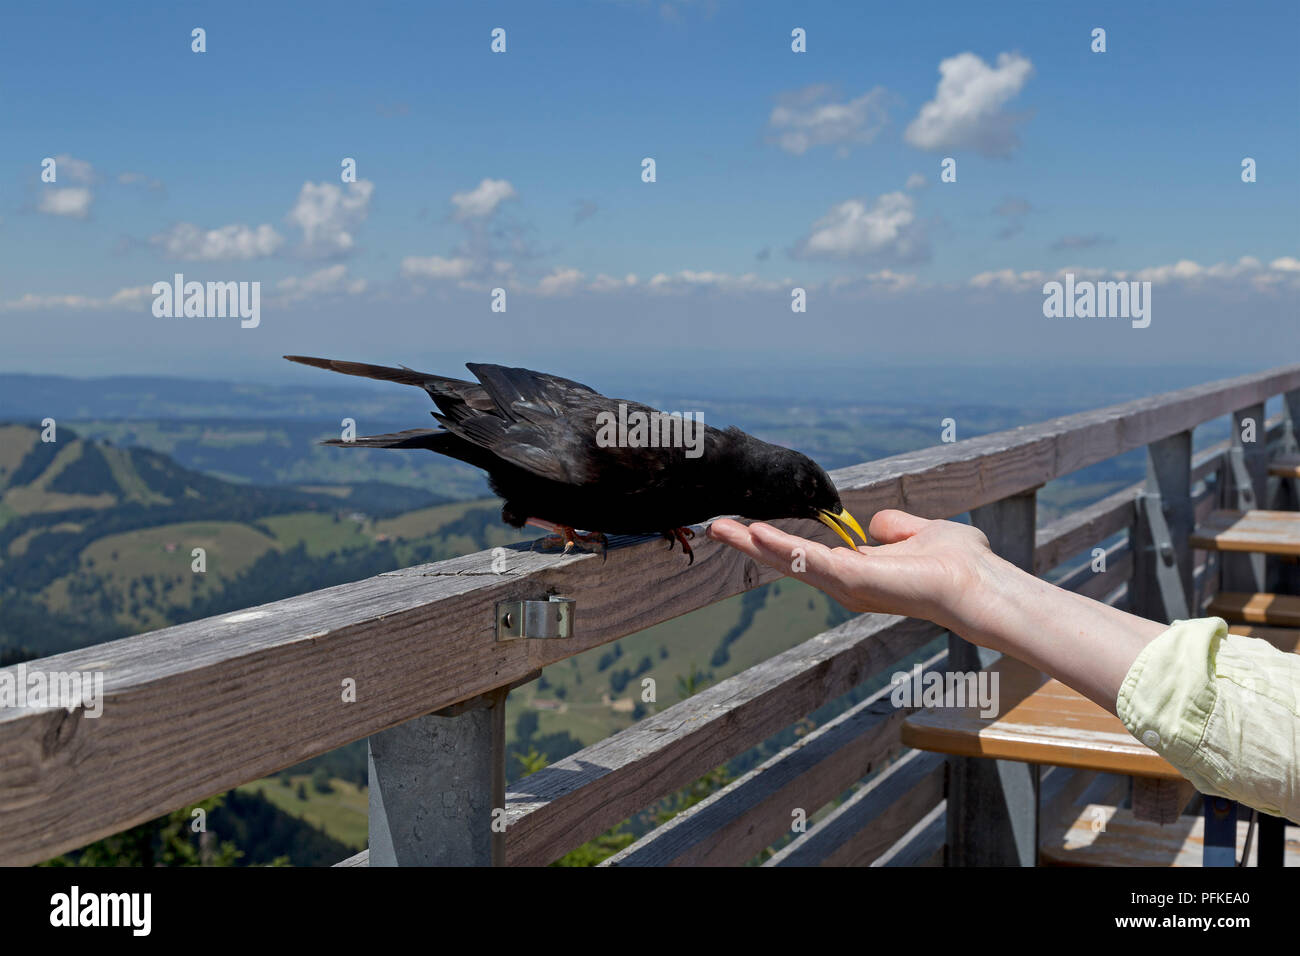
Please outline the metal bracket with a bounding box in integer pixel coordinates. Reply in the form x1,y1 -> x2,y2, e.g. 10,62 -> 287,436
1135,493 -> 1190,620
495,596 -> 575,641
1227,447 -> 1257,509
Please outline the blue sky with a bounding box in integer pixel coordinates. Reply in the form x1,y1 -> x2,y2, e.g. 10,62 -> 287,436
0,0 -> 1296,381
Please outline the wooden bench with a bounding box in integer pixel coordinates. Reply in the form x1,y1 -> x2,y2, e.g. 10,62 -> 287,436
1190,509 -> 1300,556
1208,592 -> 1300,627
1269,454 -> 1300,478
1042,801 -> 1300,867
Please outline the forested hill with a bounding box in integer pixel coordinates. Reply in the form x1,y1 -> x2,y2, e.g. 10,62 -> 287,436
0,422 -> 516,659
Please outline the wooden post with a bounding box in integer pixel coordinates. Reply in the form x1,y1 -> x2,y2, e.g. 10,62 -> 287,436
367,687 -> 508,866
1284,388 -> 1300,454
1223,404 -> 1267,592
1131,430 -> 1193,622
948,490 -> 1039,866
1279,389 -> 1300,514
1281,389 -> 1300,590
1128,431 -> 1198,822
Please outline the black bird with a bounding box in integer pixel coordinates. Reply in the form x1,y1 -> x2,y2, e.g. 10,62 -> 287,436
284,356 -> 866,562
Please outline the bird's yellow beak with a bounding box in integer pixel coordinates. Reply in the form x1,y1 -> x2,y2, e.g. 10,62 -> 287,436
817,508 -> 868,550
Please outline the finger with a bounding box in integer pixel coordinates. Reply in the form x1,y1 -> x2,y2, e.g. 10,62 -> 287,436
867,509 -> 931,544
706,518 -> 770,563
746,522 -> 857,597
711,520 -> 832,580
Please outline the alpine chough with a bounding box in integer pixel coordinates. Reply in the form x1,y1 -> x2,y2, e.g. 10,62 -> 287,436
284,356 -> 866,562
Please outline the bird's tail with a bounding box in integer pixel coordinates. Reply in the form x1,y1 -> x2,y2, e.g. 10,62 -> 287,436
285,355 -> 441,389
321,428 -> 444,449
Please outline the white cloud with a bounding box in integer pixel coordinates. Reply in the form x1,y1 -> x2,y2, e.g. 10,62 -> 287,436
793,192 -> 927,261
967,256 -> 1300,294
1,284 -> 159,312
152,222 -> 285,260
37,187 -> 93,219
767,85 -> 891,156
904,52 -> 1034,157
286,180 -> 375,258
450,178 -> 517,220
1130,259 -> 1210,283
969,268 -> 1048,292
107,285 -> 154,306
536,267 -> 585,296
276,264 -> 367,302
828,271 -> 921,295
645,271 -> 788,294
904,172 -> 929,190
588,273 -> 639,292
400,255 -> 476,280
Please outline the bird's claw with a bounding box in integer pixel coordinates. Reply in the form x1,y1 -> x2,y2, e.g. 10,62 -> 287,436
530,524 -> 607,561
663,527 -> 696,564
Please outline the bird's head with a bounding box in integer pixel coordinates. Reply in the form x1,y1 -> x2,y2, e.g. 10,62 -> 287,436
739,445 -> 868,550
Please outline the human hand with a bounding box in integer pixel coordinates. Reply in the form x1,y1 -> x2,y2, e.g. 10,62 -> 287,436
707,509 -> 1000,636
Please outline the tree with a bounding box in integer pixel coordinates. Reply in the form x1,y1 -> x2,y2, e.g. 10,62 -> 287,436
43,796 -> 241,867
515,746 -> 548,776
310,766 -> 334,794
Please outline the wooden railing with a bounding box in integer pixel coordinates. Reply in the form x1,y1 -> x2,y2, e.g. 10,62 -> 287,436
2,365 -> 1298,867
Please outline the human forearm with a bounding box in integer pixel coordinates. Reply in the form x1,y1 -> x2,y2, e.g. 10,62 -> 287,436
950,551 -> 1167,713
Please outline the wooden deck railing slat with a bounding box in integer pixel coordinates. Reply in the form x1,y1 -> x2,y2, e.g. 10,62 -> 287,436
601,651 -> 948,867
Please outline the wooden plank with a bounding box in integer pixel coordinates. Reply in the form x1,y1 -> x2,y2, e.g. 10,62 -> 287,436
1270,454 -> 1300,479
871,800 -> 945,867
1207,591 -> 1300,627
1054,542 -> 1132,604
832,365 -> 1300,523
1041,805 -> 1300,867
503,614 -> 944,867
764,749 -> 946,866
903,657 -> 1186,780
905,633 -> 1300,783
600,651 -> 947,867
1191,509 -> 1300,556
1034,485 -> 1136,575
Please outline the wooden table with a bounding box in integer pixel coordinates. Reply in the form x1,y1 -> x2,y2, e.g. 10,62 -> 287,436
902,627 -> 1300,866
1270,454 -> 1300,479
1191,509 -> 1300,556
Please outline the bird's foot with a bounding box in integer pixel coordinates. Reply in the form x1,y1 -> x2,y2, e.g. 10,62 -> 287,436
662,527 -> 696,565
526,519 -> 607,560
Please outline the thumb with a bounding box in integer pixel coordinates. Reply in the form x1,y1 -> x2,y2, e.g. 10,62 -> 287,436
867,509 -> 932,544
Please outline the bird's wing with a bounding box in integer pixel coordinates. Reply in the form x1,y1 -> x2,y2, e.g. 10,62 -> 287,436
465,363 -> 597,425
410,364 -> 598,489
418,363 -> 604,485
283,355 -> 498,419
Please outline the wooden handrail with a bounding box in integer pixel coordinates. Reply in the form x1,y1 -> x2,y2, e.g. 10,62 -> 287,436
0,364 -> 1296,865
